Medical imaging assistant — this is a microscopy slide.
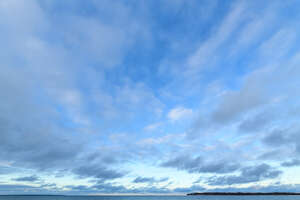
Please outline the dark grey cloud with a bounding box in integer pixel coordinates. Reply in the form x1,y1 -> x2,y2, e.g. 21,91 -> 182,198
133,176 -> 168,184
262,127 -> 300,157
281,159 -> 300,167
161,155 -> 202,171
86,152 -> 121,164
0,118 -> 83,170
12,175 -> 40,182
73,164 -> 126,182
197,162 -> 240,174
212,87 -> 266,124
65,182 -> 172,194
158,177 -> 169,182
258,149 -> 287,160
238,112 -> 272,133
205,164 -> 282,186
0,66 -> 84,171
65,183 -> 132,194
161,155 -> 240,174
263,129 -> 291,147
133,177 -> 155,183
209,64 -> 284,125
91,184 -> 173,194
41,183 -> 57,188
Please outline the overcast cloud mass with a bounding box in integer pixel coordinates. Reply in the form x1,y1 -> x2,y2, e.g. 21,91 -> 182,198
0,0 -> 300,195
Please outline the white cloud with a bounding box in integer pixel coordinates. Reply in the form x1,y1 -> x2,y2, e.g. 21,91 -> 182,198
144,123 -> 162,132
167,106 -> 193,122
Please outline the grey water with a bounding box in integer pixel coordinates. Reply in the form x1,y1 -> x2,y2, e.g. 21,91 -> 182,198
1,196 -> 300,200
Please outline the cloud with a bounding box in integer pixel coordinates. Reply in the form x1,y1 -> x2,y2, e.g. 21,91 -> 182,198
161,155 -> 240,174
263,129 -> 292,147
167,106 -> 193,121
61,16 -> 128,67
0,66 -> 83,169
186,1 -> 246,73
238,111 -> 273,133
258,149 -> 288,161
12,175 -> 40,182
65,182 -> 172,194
205,164 -> 282,186
73,165 -> 126,182
211,74 -> 267,124
262,127 -> 300,158
144,123 -> 162,131
133,176 -> 169,184
133,177 -> 155,183
281,159 -> 300,167
189,44 -> 300,138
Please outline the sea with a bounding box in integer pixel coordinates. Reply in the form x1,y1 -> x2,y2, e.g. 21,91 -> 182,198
1,196 -> 300,200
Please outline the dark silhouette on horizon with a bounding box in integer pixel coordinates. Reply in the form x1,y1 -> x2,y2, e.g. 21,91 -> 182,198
187,192 -> 300,196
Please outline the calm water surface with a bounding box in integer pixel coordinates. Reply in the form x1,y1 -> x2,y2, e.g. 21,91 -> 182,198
1,196 -> 300,200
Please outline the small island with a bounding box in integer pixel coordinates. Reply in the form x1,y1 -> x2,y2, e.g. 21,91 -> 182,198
187,192 -> 300,196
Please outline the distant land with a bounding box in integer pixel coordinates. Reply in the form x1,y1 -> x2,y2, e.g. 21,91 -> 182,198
187,192 -> 300,196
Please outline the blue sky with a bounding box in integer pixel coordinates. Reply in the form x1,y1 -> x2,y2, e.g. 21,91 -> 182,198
1,0 -> 300,195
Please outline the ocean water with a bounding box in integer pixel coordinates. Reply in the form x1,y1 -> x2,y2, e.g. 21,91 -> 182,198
1,196 -> 300,200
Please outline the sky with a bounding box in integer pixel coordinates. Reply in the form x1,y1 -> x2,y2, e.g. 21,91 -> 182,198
1,0 -> 300,195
